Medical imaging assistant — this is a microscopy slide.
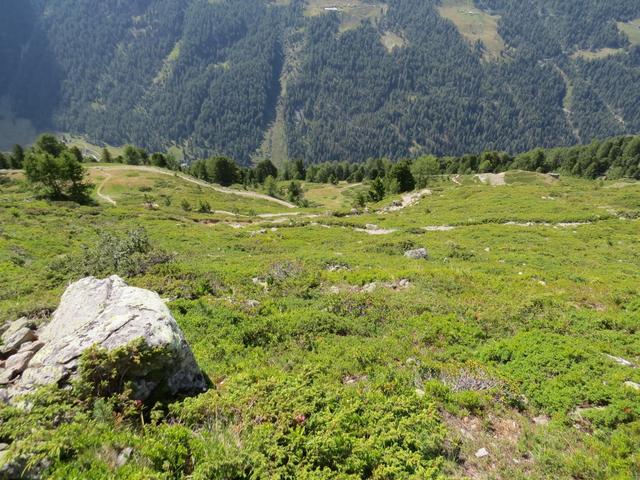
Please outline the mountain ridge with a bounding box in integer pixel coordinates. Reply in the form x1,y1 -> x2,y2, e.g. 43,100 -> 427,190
1,0 -> 640,163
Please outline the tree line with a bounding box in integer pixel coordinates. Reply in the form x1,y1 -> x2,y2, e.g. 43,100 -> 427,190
4,134 -> 639,206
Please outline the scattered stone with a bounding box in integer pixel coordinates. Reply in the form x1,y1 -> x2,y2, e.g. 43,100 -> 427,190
1,318 -> 35,341
116,447 -> 133,467
533,415 -> 550,426
355,227 -> 397,235
18,341 -> 44,354
0,443 -> 8,451
604,354 -> 637,368
4,350 -> 36,375
19,365 -> 68,387
0,454 -> 51,480
244,300 -> 260,308
6,276 -> 206,403
624,381 -> 640,391
0,328 -> 37,358
0,370 -> 15,385
404,248 -> 428,260
386,279 -> 411,290
363,283 -> 379,293
380,189 -> 432,212
252,277 -> 268,289
329,279 -> 410,294
326,263 -> 349,272
422,226 -> 455,232
475,447 -> 489,458
343,374 -> 368,385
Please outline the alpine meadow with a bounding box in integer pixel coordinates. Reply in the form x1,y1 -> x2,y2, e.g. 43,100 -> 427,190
1,1 -> 640,479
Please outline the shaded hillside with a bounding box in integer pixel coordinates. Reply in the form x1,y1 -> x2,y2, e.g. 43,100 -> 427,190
2,0 -> 640,163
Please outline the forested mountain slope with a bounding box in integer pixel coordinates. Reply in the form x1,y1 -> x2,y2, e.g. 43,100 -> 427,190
2,0 -> 640,163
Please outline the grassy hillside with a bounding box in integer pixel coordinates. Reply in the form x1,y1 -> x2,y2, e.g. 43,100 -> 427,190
436,0 -> 507,60
1,166 -> 639,478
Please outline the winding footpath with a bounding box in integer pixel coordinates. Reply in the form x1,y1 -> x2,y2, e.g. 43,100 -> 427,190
95,171 -> 117,205
91,165 -> 297,209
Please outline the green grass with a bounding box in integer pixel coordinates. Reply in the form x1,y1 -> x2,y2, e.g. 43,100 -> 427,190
571,47 -> 625,61
380,30 -> 406,52
305,0 -> 387,32
60,134 -> 126,160
437,0 -> 507,61
302,181 -> 367,210
1,168 -> 639,478
619,18 -> 640,46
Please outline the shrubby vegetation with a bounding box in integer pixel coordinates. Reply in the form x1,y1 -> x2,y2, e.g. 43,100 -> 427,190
22,134 -> 92,201
51,227 -> 172,280
1,153 -> 640,477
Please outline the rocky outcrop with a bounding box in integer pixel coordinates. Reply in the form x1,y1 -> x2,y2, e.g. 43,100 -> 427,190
404,248 -> 429,260
0,276 -> 206,403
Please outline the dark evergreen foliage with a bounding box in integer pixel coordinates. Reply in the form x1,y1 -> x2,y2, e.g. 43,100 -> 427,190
1,0 -> 640,163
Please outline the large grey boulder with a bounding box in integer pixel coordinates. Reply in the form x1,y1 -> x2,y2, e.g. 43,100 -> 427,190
1,276 -> 206,402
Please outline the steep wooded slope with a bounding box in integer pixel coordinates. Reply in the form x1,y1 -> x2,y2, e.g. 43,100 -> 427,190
2,0 -> 640,163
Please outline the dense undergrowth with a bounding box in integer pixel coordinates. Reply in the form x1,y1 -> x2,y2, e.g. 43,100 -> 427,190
0,169 -> 639,478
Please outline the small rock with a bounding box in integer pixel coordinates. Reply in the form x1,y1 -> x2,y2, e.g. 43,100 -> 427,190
20,365 -> 69,387
624,381 -> 640,391
475,447 -> 489,458
533,415 -> 550,426
252,277 -> 268,289
244,300 -> 260,308
326,263 -> 349,272
4,350 -> 36,375
116,447 -> 133,467
0,443 -> 8,451
1,318 -> 35,342
18,341 -> 45,354
605,354 -> 636,368
0,328 -> 37,358
365,224 -> 379,230
361,283 -> 377,293
404,248 -> 428,260
0,370 -> 15,385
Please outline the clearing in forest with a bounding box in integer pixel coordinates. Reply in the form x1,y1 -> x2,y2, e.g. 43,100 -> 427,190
619,18 -> 640,46
305,0 -> 388,32
380,30 -> 406,52
437,0 -> 506,61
